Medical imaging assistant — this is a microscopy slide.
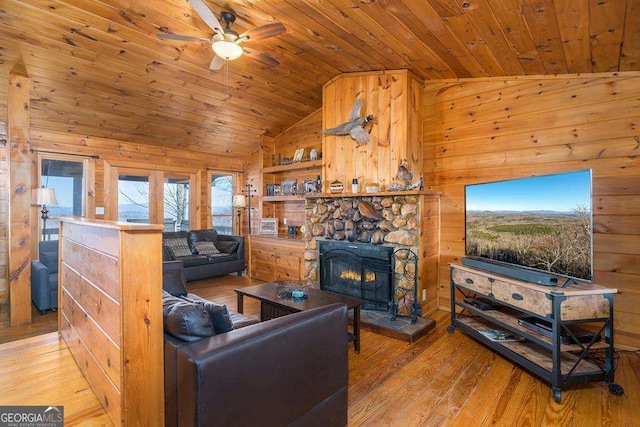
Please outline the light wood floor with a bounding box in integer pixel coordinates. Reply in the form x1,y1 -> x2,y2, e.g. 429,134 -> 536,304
0,302 -> 58,344
0,275 -> 638,426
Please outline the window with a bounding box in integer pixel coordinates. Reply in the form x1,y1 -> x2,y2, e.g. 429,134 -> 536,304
118,174 -> 150,222
211,174 -> 233,235
164,177 -> 190,231
39,157 -> 87,241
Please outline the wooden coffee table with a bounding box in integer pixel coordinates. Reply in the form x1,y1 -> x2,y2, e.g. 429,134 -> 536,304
235,283 -> 363,353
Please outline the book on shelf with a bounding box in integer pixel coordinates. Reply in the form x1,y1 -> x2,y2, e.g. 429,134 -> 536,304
479,329 -> 524,342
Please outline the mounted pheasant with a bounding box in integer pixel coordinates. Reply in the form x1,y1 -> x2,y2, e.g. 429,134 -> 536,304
322,98 -> 374,145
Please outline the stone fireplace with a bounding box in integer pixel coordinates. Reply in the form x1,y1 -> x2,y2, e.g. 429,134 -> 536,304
319,240 -> 393,311
303,192 -> 439,317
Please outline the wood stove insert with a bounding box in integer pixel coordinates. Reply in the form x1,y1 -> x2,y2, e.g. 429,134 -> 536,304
319,240 -> 393,311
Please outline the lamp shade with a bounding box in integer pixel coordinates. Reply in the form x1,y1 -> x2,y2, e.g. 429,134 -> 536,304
212,40 -> 243,60
233,195 -> 247,208
32,187 -> 58,206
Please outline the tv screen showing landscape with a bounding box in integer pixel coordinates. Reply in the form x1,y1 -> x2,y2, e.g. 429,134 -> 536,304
465,170 -> 593,281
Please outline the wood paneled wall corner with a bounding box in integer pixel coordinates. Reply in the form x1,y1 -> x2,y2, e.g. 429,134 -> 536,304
418,194 -> 442,315
424,72 -> 640,349
242,147 -> 261,237
273,108 -> 323,160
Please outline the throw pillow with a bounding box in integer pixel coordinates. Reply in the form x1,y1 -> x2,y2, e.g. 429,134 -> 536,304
215,240 -> 239,254
164,237 -> 193,258
193,241 -> 220,256
162,267 -> 187,297
196,301 -> 234,334
162,298 -> 215,342
187,229 -> 219,247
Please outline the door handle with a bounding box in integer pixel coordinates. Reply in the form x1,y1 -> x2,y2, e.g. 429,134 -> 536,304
512,293 -> 523,301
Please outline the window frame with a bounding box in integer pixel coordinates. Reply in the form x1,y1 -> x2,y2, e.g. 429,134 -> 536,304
116,169 -> 153,223
35,153 -> 91,241
163,172 -> 195,232
105,165 -> 198,229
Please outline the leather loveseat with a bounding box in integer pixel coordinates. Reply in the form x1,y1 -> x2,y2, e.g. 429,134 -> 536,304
162,229 -> 245,281
161,261 -> 348,426
164,303 -> 348,427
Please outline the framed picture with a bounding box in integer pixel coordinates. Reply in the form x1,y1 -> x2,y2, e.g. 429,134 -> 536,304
292,148 -> 305,163
282,180 -> 297,195
259,218 -> 278,234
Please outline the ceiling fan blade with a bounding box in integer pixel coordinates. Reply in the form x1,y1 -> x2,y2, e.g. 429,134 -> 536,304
156,33 -> 211,43
239,22 -> 286,41
209,55 -> 226,71
243,47 -> 280,67
189,0 -> 224,33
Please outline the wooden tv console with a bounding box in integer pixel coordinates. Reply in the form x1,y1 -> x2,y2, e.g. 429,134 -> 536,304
448,263 -> 624,403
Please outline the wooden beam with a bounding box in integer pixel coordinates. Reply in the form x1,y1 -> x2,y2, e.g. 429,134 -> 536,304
0,123 -> 8,305
8,64 -> 32,325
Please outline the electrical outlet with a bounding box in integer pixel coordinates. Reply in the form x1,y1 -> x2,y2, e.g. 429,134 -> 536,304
422,289 -> 427,301
283,217 -> 287,225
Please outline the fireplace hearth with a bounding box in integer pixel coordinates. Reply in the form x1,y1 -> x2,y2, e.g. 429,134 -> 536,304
319,240 -> 393,311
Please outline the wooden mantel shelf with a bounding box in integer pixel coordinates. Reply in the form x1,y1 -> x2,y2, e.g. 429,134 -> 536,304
305,190 -> 442,198
262,195 -> 306,202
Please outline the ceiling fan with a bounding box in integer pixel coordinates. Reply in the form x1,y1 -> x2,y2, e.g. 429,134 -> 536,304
157,0 -> 286,70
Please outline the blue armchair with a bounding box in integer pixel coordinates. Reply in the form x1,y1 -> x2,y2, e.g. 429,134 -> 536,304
31,240 -> 59,315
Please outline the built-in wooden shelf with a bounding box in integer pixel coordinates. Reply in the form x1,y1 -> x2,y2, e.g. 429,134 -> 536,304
261,159 -> 322,174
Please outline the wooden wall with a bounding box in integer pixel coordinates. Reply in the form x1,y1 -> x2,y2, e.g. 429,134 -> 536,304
424,72 -> 640,349
29,129 -> 242,220
323,70 -> 423,190
273,108 -> 323,158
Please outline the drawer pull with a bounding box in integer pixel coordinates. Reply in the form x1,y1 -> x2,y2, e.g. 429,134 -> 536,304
512,293 -> 524,301
465,278 -> 474,284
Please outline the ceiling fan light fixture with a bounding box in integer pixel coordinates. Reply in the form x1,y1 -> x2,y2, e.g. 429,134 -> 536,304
212,40 -> 243,60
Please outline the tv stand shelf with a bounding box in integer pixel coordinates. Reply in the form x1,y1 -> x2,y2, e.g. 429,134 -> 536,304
447,263 -> 624,403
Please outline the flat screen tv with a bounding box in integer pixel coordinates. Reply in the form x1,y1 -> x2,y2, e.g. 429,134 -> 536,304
465,170 -> 593,282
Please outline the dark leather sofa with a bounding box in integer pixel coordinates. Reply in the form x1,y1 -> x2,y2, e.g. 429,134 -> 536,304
164,302 -> 349,427
162,229 -> 245,281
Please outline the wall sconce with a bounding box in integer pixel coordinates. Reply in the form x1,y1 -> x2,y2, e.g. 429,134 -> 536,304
32,186 -> 58,240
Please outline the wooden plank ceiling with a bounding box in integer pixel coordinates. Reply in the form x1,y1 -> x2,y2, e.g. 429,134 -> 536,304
1,0 -> 639,157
